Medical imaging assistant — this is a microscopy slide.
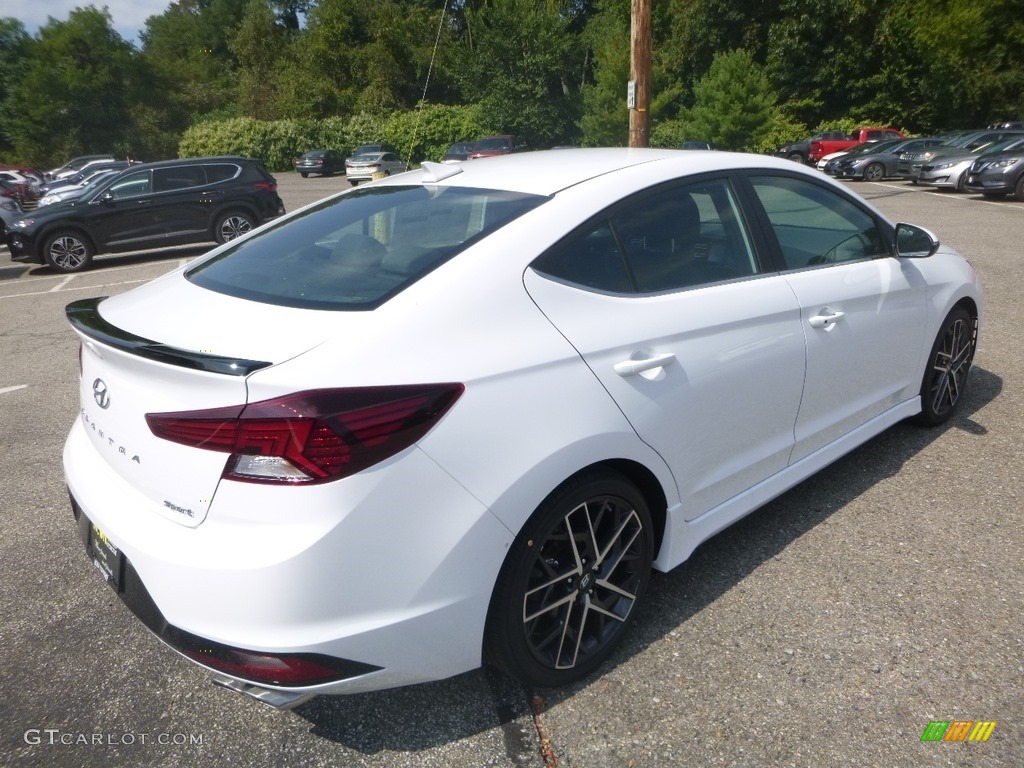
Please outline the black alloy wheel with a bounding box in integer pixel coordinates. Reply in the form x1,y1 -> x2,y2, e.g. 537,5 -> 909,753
917,306 -> 976,426
486,470 -> 654,688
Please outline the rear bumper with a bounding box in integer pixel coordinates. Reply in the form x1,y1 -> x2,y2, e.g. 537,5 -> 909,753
64,417 -> 514,700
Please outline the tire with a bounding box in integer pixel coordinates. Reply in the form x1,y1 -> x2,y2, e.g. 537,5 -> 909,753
864,163 -> 885,182
214,211 -> 255,244
300,172 -> 309,178
485,470 -> 654,688
955,171 -> 967,192
43,231 -> 93,273
1015,174 -> 1024,202
916,306 -> 976,426
787,152 -> 805,163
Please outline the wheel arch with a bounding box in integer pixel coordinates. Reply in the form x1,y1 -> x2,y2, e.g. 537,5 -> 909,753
37,224 -> 97,258
501,458 -> 669,570
211,205 -> 260,236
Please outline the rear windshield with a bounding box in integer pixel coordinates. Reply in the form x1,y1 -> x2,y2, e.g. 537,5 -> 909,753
186,184 -> 546,310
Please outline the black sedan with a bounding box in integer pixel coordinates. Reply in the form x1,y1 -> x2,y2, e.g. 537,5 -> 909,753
293,149 -> 344,178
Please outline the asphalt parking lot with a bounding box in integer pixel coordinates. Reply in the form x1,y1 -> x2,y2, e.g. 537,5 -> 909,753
0,170 -> 1021,768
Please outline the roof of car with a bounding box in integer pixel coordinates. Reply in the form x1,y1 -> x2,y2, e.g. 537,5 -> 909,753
121,156 -> 252,171
386,147 -> 810,197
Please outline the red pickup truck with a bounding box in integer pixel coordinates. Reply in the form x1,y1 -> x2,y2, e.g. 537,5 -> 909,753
808,127 -> 906,164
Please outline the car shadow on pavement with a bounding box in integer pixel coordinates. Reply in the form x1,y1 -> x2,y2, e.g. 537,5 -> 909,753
18,244 -> 213,276
290,367 -> 1000,753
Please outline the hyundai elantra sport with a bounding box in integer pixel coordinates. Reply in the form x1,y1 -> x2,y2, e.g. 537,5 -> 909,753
65,149 -> 980,708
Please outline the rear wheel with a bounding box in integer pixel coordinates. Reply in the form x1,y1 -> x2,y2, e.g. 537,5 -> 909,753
44,231 -> 93,273
300,172 -> 309,178
485,470 -> 653,688
787,152 -> 804,163
214,211 -> 255,244
916,306 -> 976,426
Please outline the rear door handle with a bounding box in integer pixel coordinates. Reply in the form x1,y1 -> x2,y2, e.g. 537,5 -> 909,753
614,352 -> 676,377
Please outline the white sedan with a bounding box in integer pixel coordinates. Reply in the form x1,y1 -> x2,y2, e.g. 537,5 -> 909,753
64,149 -> 980,707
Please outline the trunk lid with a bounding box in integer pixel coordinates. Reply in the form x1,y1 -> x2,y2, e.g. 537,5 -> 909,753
67,275 -> 343,527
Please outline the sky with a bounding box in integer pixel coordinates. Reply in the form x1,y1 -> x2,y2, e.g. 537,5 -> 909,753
0,1 -> 173,44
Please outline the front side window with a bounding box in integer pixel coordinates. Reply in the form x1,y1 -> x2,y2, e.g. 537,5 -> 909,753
187,185 -> 546,310
107,170 -> 152,199
533,178 -> 759,294
749,175 -> 888,269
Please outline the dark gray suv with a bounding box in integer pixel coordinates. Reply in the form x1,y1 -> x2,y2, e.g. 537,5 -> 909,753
7,156 -> 285,272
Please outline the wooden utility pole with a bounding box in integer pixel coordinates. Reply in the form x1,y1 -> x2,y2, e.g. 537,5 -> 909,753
628,0 -> 651,147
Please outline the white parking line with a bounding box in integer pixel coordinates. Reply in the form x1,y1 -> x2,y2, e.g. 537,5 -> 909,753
0,384 -> 28,395
0,277 -> 153,301
49,275 -> 75,292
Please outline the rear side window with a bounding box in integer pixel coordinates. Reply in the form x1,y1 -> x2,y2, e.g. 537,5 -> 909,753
154,165 -> 207,192
205,163 -> 241,183
186,185 -> 546,310
533,178 -> 759,294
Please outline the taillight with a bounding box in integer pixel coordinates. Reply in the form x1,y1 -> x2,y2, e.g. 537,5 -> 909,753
146,385 -> 463,484
254,181 -> 277,192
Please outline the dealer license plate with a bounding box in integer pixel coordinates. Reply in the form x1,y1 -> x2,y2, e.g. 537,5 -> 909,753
88,523 -> 124,592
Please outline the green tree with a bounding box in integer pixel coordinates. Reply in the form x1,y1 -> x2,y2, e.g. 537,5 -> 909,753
4,8 -> 141,165
139,0 -> 250,123
676,49 -> 779,151
231,0 -> 287,119
900,0 -> 1024,127
452,0 -> 586,147
0,18 -> 31,159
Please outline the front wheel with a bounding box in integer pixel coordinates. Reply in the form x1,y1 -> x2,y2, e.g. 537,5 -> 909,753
916,306 -> 976,426
864,163 -> 885,182
44,231 -> 93,272
485,470 -> 653,688
788,152 -> 805,163
214,211 -> 255,244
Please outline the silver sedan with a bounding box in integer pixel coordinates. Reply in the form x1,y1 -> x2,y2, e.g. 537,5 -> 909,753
345,152 -> 410,184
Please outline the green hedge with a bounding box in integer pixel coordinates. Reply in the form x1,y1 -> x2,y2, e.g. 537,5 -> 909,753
178,104 -> 485,171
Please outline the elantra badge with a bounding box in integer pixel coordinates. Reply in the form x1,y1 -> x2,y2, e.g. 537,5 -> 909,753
92,378 -> 111,409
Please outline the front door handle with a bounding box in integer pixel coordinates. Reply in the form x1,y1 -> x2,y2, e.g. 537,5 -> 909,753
614,352 -> 676,377
808,310 -> 845,329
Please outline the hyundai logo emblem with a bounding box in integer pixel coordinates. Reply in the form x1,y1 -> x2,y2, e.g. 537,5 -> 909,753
92,378 -> 111,409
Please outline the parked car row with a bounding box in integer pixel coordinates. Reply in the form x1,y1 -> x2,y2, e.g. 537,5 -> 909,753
6,155 -> 285,272
804,125 -> 1024,202
293,143 -> 406,181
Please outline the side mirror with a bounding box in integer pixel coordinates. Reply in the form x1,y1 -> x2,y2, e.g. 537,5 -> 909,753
895,222 -> 939,259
